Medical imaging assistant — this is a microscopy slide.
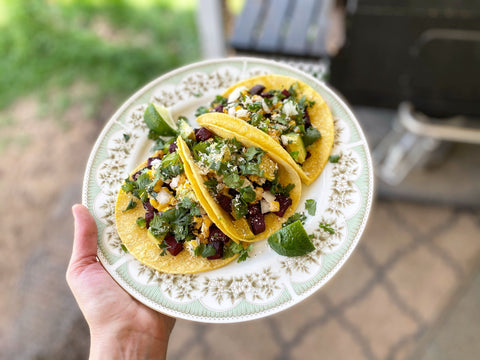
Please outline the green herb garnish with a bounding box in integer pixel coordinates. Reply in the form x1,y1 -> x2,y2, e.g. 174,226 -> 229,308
305,199 -> 317,216
329,154 -> 341,163
223,242 -> 253,262
283,212 -> 307,227
136,217 -> 147,228
319,223 -> 335,234
123,133 -> 130,142
124,199 -> 137,212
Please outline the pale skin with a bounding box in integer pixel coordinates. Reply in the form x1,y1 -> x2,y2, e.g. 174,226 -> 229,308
66,204 -> 176,360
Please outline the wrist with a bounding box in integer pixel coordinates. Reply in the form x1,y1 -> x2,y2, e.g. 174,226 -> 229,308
89,327 -> 170,360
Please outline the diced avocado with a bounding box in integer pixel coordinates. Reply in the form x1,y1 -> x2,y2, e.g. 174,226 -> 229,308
283,133 -> 307,164
178,118 -> 195,141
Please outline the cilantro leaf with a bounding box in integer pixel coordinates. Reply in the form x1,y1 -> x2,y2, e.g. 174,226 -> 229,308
123,133 -> 130,142
303,126 -> 321,147
204,178 -> 218,195
319,223 -> 335,234
136,217 -> 147,228
120,244 -> 128,253
223,173 -> 244,189
232,196 -> 248,219
223,242 -> 253,262
329,154 -> 341,163
123,199 -> 137,212
201,244 -> 217,258
283,212 -> 307,227
305,199 -> 317,216
195,106 -> 209,117
239,185 -> 256,203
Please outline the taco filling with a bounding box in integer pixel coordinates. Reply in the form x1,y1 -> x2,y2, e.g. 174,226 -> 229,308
179,125 -> 300,241
116,145 -> 251,273
202,83 -> 319,165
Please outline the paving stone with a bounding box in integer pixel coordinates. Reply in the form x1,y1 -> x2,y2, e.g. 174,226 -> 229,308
391,202 -> 454,235
344,285 -> 418,359
290,318 -> 365,360
269,291 -> 328,341
322,249 -> 374,306
433,212 -> 480,273
386,246 -> 457,322
360,201 -> 414,265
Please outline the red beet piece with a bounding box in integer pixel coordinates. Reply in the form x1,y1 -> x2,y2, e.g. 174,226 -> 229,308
304,109 -> 312,128
248,203 -> 265,235
207,241 -> 224,260
281,89 -> 290,98
249,84 -> 265,95
260,92 -> 273,98
168,142 -> 177,153
209,225 -> 230,242
194,127 -> 213,141
216,194 -> 232,214
164,234 -> 183,256
274,194 -> 292,217
214,104 -> 224,112
145,211 -> 155,228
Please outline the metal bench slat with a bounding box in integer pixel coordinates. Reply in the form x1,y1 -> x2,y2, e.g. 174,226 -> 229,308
230,0 -> 265,49
311,0 -> 334,56
282,0 -> 317,55
255,0 -> 290,53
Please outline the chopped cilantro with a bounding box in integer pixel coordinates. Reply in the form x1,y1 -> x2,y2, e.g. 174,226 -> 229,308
247,101 -> 263,112
123,199 -> 137,212
123,133 -> 130,142
319,223 -> 335,234
231,195 -> 248,220
305,199 -> 317,216
329,154 -> 341,163
158,241 -> 168,256
223,173 -> 244,189
194,92 -> 203,97
268,173 -> 295,197
136,217 -> 147,228
303,126 -> 321,147
250,112 -> 264,127
195,106 -> 209,117
239,185 -> 256,203
194,243 -> 217,258
223,242 -> 253,262
120,244 -> 128,253
204,178 -> 218,195
283,212 -> 307,227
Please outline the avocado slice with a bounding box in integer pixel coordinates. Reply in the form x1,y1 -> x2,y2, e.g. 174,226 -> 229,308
282,133 -> 307,164
178,118 -> 195,141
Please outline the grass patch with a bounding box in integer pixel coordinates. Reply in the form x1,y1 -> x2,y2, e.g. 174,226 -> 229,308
0,0 -> 199,115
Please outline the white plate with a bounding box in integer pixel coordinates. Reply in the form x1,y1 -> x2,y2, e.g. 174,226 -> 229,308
82,57 -> 374,323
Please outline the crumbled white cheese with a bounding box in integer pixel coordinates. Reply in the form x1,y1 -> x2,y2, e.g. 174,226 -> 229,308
170,175 -> 181,189
156,189 -> 173,205
228,86 -> 248,103
281,135 -> 290,146
235,108 -> 250,119
228,106 -> 236,117
184,239 -> 200,256
151,159 -> 162,169
282,100 -> 298,117
262,99 -> 271,113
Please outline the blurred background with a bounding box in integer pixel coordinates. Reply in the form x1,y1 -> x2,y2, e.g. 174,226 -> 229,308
1,0 -> 479,359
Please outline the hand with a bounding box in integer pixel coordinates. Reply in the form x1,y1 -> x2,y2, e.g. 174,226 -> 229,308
66,204 -> 175,360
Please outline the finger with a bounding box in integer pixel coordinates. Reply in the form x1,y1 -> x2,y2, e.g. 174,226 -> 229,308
69,204 -> 98,268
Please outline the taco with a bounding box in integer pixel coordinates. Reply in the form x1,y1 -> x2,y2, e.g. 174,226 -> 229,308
198,74 -> 334,185
177,124 -> 301,243
115,145 -> 247,274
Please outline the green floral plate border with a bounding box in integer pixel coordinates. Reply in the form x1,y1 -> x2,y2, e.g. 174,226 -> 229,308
82,57 -> 374,323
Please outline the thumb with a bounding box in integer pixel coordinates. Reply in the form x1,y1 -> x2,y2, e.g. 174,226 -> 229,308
68,204 -> 99,272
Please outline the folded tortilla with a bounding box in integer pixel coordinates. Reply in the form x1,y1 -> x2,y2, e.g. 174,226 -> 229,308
115,151 -> 238,274
214,74 -> 334,185
177,126 -> 301,243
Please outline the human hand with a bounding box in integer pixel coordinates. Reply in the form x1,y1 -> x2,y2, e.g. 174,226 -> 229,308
66,204 -> 175,360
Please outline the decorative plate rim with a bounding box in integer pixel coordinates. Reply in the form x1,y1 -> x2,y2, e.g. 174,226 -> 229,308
82,57 -> 375,323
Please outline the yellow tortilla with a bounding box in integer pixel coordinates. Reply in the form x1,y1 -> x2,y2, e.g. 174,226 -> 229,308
115,153 -> 238,274
177,127 -> 301,243
218,74 -> 334,185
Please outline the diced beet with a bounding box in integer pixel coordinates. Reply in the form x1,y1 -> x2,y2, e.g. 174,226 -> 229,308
207,241 -> 224,260
168,142 -> 177,153
147,156 -> 161,168
214,104 -> 224,113
304,109 -> 311,128
145,211 -> 155,228
143,201 -> 155,212
228,188 -> 238,197
281,89 -> 290,98
263,181 -> 272,192
216,194 -> 232,214
248,203 -> 265,235
208,225 -> 230,242
132,169 -> 143,181
249,84 -> 265,95
274,194 -> 292,217
164,234 -> 183,256
260,92 -> 273,98
194,127 -> 213,142
305,151 -> 311,160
